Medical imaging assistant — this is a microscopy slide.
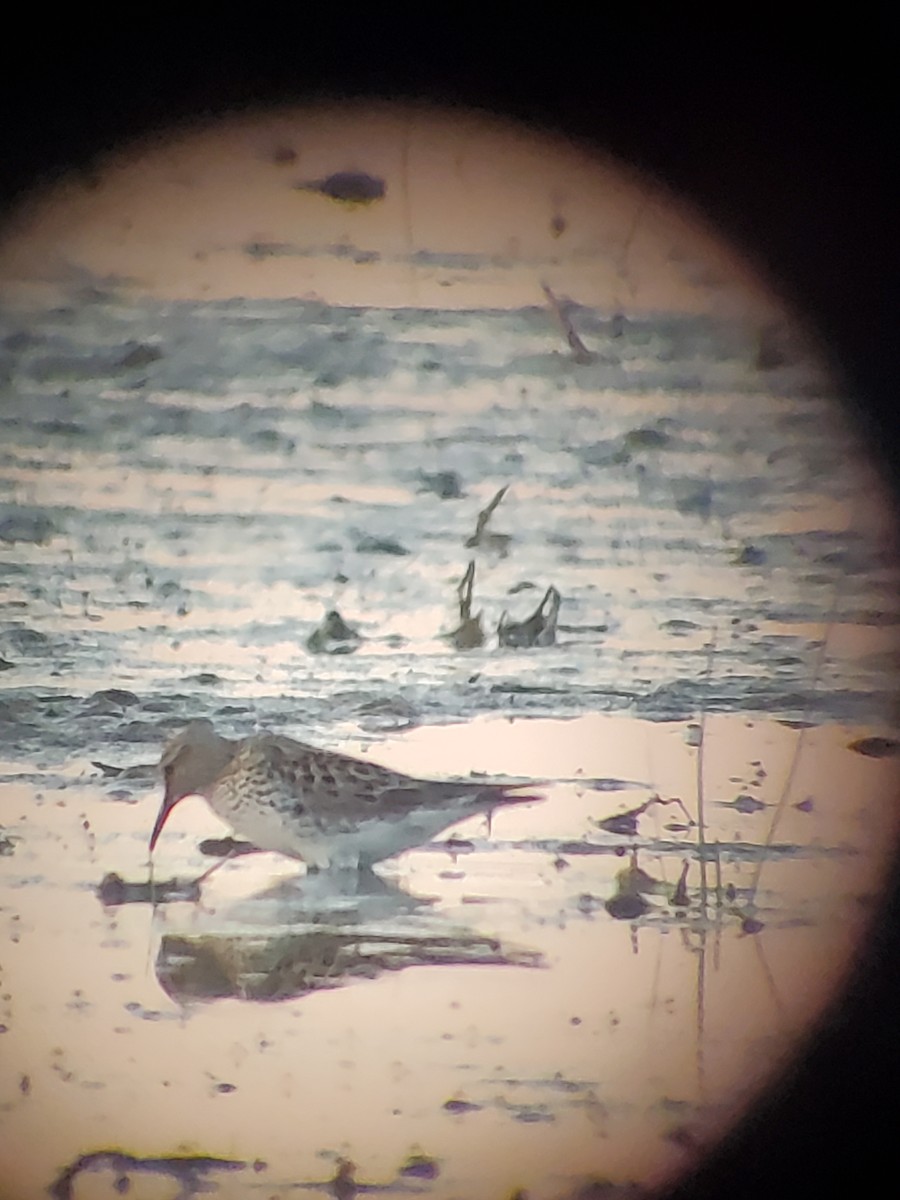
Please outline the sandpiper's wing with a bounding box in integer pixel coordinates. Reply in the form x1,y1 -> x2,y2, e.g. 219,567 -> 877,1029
250,734 -> 538,820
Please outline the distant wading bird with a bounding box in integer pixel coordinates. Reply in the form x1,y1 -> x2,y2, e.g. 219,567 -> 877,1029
150,720 -> 543,872
446,560 -> 485,650
498,585 -> 561,648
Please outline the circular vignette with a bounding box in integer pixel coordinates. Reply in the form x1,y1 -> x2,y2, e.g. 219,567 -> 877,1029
0,40 -> 897,1200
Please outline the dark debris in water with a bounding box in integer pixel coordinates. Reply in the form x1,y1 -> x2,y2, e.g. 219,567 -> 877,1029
526,835 -> 850,868
86,688 -> 140,708
734,544 -> 767,566
329,1157 -> 358,1199
602,851 -> 672,920
97,872 -> 200,906
0,624 -> 56,655
639,677 -> 887,725
398,1152 -> 440,1180
494,1071 -> 595,1095
670,861 -> 690,909
269,144 -> 297,166
575,439 -> 631,468
244,239 -> 296,260
596,794 -> 694,836
354,533 -> 410,556
663,1124 -> 702,1153
353,694 -> 421,731
605,892 -> 650,920
847,735 -> 900,759
442,1096 -> 483,1115
0,506 -> 57,544
92,760 -> 156,782
716,792 -> 768,814
577,777 -> 644,793
117,341 -> 163,370
48,1149 -> 250,1200
564,1178 -> 647,1199
117,720 -> 168,743
418,469 -> 464,499
198,835 -> 258,858
624,425 -> 673,450
660,618 -> 702,637
505,1101 -> 556,1123
306,609 -> 363,655
293,171 -> 386,204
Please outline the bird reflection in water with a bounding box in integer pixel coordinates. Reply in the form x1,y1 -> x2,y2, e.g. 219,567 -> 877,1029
154,869 -> 541,1004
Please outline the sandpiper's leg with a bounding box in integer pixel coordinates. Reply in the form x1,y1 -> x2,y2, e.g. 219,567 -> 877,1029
300,861 -> 379,899
187,846 -> 266,915
192,843 -> 265,887
303,844 -> 361,874
193,848 -> 237,887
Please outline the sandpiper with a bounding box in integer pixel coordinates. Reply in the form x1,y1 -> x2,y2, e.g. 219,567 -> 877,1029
150,720 -> 542,871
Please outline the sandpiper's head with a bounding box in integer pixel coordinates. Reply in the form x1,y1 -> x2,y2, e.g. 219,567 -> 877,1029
149,720 -> 235,852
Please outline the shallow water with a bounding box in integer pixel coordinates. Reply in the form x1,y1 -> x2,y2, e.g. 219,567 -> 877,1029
1,291 -> 899,1198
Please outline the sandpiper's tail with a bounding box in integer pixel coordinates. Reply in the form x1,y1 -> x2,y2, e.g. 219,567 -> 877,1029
470,783 -> 545,810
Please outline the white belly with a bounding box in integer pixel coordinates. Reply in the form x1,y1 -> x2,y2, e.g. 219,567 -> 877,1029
210,789 -> 478,870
